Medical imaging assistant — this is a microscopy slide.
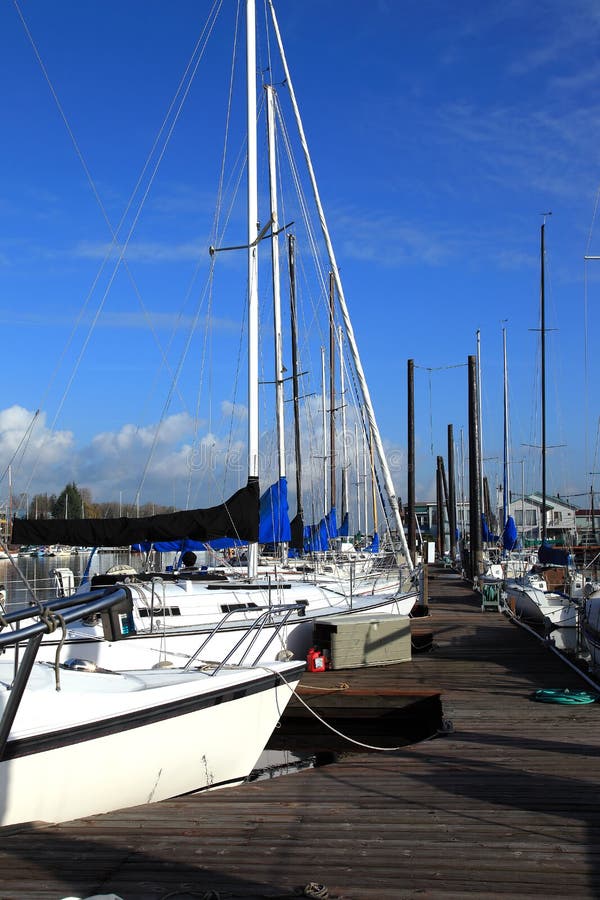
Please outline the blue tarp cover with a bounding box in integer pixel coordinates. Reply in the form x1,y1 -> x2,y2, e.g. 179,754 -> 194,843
482,513 -> 499,543
258,477 -> 291,544
365,531 -> 380,553
502,515 -> 518,551
538,540 -> 572,567
303,506 -> 339,553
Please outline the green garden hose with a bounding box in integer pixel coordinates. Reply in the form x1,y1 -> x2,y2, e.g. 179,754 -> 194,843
531,688 -> 598,705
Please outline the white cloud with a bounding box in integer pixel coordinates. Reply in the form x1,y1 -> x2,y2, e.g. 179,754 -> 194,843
221,400 -> 247,420
0,406 -> 75,500
0,406 -> 254,509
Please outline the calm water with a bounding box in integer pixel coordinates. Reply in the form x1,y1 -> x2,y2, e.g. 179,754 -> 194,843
0,550 -> 136,610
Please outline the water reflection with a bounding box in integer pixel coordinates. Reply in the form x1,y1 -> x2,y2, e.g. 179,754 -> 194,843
0,550 -> 135,609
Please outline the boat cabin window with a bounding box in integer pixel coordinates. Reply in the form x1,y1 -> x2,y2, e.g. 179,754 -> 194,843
220,603 -> 259,612
138,607 -> 181,618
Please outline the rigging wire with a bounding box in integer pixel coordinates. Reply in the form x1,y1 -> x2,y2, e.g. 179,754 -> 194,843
13,0 -> 225,502
272,91 -> 330,521
584,185 -> 600,478
542,233 -> 570,496
12,0 -> 188,417
273,119 -> 372,533
0,411 -> 40,494
186,0 -> 243,510
272,88 -> 394,535
414,363 -> 467,458
268,96 -> 335,522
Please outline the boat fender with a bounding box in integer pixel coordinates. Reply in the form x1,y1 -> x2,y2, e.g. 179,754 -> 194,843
306,647 -> 327,673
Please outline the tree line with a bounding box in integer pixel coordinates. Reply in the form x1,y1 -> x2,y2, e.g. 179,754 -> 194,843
27,483 -> 175,520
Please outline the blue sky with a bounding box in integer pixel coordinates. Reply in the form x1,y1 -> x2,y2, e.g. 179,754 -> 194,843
1,0 -> 599,523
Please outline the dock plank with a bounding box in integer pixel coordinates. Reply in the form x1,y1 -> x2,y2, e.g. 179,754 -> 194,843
1,566 -> 600,899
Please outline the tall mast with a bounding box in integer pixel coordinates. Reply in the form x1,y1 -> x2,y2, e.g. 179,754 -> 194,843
369,431 -> 378,537
321,347 -> 328,517
468,355 -> 483,580
407,359 -> 416,560
338,326 -> 349,526
329,272 -> 336,514
476,329 -> 484,505
268,0 -> 413,570
459,427 -> 466,538
540,221 -> 547,542
447,423 -> 457,562
266,84 -> 287,560
502,326 -> 509,528
354,422 -> 361,536
246,0 -> 259,578
288,235 -> 304,529
362,412 -> 369,536
266,86 -> 286,481
521,459 -> 525,545
7,465 -> 12,543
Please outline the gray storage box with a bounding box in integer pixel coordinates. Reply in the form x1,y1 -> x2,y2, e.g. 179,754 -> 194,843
313,613 -> 412,669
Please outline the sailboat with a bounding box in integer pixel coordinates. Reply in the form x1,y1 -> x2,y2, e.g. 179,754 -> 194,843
480,327 -> 533,587
502,222 -> 580,632
0,585 -> 304,828
11,0 -> 419,670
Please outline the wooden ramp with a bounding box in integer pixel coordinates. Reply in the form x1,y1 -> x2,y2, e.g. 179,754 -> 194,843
1,566 -> 600,899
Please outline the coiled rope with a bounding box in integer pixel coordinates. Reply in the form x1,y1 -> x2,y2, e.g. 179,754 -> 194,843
302,884 -> 328,899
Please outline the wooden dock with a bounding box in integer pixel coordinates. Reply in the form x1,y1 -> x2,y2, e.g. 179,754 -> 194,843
2,566 -> 600,899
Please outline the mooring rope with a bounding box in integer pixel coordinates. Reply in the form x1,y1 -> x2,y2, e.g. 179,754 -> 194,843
39,610 -> 69,691
263,666 -> 418,752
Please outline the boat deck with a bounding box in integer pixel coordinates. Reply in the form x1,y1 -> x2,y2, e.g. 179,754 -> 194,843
2,565 -> 600,899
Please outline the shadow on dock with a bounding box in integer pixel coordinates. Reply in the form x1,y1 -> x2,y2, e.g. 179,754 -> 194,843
266,685 -> 444,755
2,567 -> 600,897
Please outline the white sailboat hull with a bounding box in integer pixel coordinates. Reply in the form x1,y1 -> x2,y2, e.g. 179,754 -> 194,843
583,592 -> 600,670
0,659 -> 303,828
34,585 -> 418,670
503,580 -> 578,629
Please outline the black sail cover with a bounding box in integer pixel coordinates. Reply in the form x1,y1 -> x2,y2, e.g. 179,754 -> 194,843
12,479 -> 260,547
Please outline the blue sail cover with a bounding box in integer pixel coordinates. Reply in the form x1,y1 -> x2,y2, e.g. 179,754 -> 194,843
365,531 -> 380,553
258,476 -> 291,544
481,513 -> 499,543
538,540 -> 572,567
339,512 -> 349,538
303,507 -> 338,552
134,477 -> 290,552
325,507 -> 338,541
302,523 -> 317,552
303,519 -> 327,552
502,515 -> 518,551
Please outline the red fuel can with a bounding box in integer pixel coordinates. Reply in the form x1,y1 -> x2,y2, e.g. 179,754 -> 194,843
306,647 -> 327,672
